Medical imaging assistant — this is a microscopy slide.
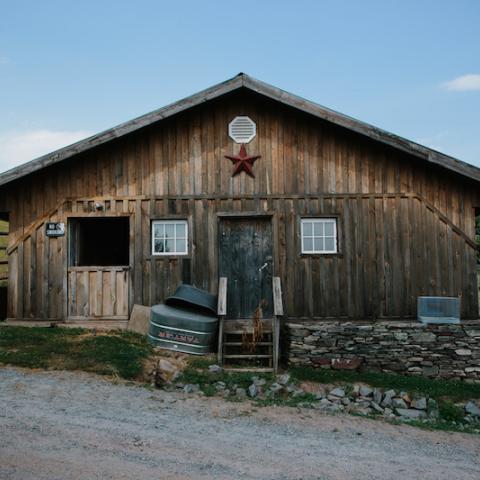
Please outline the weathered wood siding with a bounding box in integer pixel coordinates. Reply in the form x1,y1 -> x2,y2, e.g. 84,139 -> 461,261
67,266 -> 129,320
0,90 -> 478,320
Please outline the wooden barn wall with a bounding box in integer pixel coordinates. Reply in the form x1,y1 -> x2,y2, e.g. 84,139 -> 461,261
1,90 -> 479,320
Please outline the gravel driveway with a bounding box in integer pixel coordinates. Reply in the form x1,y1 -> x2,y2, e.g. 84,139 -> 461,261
1,367 -> 479,480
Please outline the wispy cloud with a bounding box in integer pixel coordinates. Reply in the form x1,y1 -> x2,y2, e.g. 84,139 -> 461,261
442,74 -> 480,91
416,131 -> 450,152
0,129 -> 92,174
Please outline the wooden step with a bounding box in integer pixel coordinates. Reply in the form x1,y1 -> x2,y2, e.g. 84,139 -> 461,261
223,354 -> 272,359
223,367 -> 274,373
218,315 -> 277,373
224,330 -> 273,335
223,319 -> 274,334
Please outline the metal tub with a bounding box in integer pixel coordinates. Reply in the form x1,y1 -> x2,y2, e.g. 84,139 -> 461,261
148,303 -> 218,355
165,284 -> 217,314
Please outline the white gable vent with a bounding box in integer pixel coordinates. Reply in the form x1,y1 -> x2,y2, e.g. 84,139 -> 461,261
228,116 -> 256,144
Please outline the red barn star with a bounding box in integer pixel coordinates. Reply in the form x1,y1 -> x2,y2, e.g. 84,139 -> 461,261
225,144 -> 261,178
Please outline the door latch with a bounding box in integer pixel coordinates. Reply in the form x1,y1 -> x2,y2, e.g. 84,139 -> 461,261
259,262 -> 268,272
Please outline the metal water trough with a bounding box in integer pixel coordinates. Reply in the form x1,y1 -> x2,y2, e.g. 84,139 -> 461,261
148,284 -> 218,355
417,296 -> 460,324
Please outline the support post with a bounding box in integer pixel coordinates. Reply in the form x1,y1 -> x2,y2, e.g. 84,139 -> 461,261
217,277 -> 227,365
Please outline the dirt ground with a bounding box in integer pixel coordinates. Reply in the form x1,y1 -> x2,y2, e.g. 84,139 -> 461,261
1,367 -> 479,480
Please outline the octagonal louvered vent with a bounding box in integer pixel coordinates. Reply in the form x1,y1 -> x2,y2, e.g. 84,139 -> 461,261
228,116 -> 256,143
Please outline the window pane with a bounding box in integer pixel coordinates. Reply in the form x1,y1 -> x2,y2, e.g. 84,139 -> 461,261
176,238 -> 186,253
176,223 -> 186,238
314,238 -> 324,252
303,222 -> 312,236
153,223 -> 164,238
324,221 -> 335,236
154,239 -> 164,253
314,222 -> 324,236
164,239 -> 175,252
303,238 -> 313,252
324,237 -> 335,252
165,223 -> 175,238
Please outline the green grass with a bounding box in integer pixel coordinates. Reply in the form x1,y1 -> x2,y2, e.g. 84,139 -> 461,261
0,326 -> 152,379
438,400 -> 465,422
289,366 -> 480,402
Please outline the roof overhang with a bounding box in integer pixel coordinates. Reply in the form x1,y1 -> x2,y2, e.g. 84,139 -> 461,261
0,73 -> 479,187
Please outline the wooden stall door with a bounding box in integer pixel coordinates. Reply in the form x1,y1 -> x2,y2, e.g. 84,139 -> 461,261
219,217 -> 273,319
67,267 -> 129,320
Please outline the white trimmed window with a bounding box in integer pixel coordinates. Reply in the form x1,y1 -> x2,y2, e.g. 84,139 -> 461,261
152,220 -> 188,255
301,218 -> 337,254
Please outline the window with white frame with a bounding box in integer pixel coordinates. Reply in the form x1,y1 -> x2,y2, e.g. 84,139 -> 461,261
152,220 -> 188,255
301,218 -> 338,254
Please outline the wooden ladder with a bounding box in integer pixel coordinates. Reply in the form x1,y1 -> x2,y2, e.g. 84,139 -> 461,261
217,277 -> 284,373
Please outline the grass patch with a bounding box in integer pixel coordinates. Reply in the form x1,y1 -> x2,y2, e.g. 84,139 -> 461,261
290,366 -> 480,402
256,392 -> 319,408
438,400 -> 465,423
0,326 -> 152,379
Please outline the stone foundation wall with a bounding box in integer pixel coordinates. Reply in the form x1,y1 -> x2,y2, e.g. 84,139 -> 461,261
287,320 -> 480,381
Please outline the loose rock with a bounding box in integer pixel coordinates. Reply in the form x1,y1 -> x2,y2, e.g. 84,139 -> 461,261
314,387 -> 326,399
465,401 -> 480,417
396,408 -> 427,419
359,386 -> 373,397
291,387 -> 305,398
251,376 -> 266,387
392,398 -> 408,409
215,381 -> 226,391
373,388 -> 383,404
329,388 -> 346,398
235,387 -> 247,399
380,390 -> 396,407
248,384 -> 259,398
411,397 -> 427,410
277,373 -> 291,386
269,383 -> 284,394
183,384 -> 199,394
208,364 -> 223,374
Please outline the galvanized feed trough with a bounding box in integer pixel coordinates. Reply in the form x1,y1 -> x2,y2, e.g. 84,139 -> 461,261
148,284 -> 218,355
417,296 -> 460,324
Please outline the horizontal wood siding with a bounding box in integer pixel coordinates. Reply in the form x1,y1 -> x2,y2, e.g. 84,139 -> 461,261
1,90 -> 478,320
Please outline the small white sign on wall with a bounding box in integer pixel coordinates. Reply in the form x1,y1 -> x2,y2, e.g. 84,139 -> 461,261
46,222 -> 65,237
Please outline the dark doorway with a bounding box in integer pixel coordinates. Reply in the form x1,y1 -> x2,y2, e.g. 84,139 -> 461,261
69,217 -> 130,267
0,212 -> 9,320
219,217 -> 273,319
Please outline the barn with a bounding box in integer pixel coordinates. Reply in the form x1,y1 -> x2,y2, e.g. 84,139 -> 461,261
0,73 -> 479,376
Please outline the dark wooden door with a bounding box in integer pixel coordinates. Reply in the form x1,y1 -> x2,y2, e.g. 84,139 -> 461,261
219,218 -> 273,319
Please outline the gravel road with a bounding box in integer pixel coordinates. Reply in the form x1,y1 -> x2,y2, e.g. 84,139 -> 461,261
0,367 -> 479,480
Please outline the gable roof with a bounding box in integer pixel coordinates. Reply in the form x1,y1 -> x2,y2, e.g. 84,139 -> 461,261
1,72 -> 479,187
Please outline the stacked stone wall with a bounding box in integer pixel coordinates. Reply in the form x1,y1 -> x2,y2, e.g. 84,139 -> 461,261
287,321 -> 480,381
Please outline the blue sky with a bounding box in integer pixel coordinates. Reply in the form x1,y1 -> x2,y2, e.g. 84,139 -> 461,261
0,0 -> 479,173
